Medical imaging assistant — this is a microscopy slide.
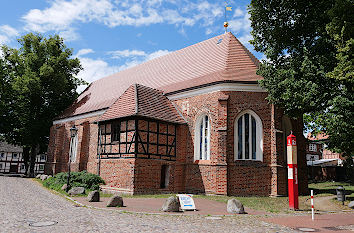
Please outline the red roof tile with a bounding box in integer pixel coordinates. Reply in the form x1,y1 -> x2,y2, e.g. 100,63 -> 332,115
58,32 -> 262,119
307,132 -> 329,141
99,84 -> 185,124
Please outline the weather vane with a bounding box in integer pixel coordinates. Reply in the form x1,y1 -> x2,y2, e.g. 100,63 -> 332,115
224,2 -> 232,33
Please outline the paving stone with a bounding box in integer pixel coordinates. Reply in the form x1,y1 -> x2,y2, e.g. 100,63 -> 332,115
0,176 -> 297,233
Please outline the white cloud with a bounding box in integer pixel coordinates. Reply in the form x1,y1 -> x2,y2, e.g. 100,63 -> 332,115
59,28 -> 80,41
229,13 -> 251,32
21,0 -> 225,40
22,0 -> 113,40
0,25 -> 19,45
108,49 -> 147,59
238,34 -> 253,46
146,49 -> 170,60
108,49 -> 169,60
233,8 -> 244,17
76,48 -> 94,57
77,56 -> 120,92
205,28 -> 212,35
77,48 -> 171,92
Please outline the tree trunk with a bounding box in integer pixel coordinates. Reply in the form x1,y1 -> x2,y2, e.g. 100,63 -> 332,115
29,144 -> 39,177
23,147 -> 30,176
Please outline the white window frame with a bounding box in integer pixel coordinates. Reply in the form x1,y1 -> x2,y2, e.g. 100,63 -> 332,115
309,143 -> 317,152
234,110 -> 263,161
194,114 -> 211,161
40,154 -> 46,161
70,133 -> 79,163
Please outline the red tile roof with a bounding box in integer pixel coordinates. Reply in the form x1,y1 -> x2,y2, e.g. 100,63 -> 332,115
307,132 -> 329,141
99,84 -> 185,124
58,32 -> 262,119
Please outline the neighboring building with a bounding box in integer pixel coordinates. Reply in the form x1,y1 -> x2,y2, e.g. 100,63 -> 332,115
306,133 -> 344,165
306,140 -> 323,162
306,133 -> 345,181
47,32 -> 308,196
0,141 -> 46,174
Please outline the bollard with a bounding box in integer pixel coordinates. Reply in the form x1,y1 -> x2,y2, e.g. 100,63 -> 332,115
287,133 -> 299,210
311,190 -> 314,221
336,186 -> 346,205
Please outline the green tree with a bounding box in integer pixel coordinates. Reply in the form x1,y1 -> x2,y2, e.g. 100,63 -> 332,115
249,0 -> 354,156
0,33 -> 84,176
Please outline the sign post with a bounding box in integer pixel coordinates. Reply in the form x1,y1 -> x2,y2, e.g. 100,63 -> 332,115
287,132 -> 299,210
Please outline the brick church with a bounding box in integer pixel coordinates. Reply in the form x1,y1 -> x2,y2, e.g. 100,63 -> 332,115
47,32 -> 308,196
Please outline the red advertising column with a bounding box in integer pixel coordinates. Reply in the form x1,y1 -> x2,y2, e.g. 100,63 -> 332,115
287,133 -> 299,210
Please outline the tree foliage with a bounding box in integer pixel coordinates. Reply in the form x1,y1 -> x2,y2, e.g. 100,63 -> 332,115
0,33 -> 84,176
249,0 -> 353,155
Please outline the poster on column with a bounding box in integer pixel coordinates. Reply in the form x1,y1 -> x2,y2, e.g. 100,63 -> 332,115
177,194 -> 196,211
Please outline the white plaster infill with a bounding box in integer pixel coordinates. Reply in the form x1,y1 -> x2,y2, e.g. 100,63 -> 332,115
52,109 -> 106,125
166,83 -> 266,100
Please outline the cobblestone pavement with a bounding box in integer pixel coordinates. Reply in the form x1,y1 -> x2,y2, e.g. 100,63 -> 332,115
0,176 -> 297,233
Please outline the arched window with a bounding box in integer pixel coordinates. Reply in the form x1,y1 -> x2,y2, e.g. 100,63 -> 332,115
194,114 -> 210,160
234,110 -> 263,161
70,132 -> 79,163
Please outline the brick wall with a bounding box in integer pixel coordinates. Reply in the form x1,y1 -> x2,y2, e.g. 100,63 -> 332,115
225,91 -> 273,196
47,89 -> 308,196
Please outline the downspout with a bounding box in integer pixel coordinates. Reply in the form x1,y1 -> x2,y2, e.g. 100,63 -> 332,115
97,122 -> 102,176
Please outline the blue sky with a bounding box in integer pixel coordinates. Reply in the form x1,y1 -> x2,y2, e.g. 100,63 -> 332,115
0,0 -> 262,92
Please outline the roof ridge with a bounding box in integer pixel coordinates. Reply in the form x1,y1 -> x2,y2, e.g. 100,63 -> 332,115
224,33 -> 260,70
234,35 -> 260,68
134,83 -> 139,115
224,32 -> 233,70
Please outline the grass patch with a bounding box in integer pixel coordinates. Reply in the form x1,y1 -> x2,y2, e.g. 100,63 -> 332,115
308,181 -> 354,206
194,195 -> 312,213
106,193 -> 309,213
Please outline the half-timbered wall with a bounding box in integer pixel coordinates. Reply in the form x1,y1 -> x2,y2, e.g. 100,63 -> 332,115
98,117 -> 177,161
0,152 -> 47,174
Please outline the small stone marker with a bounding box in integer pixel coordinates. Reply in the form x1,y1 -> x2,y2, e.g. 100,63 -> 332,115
348,201 -> 354,209
61,184 -> 67,191
87,190 -> 100,202
162,196 -> 180,212
68,187 -> 85,195
35,174 -> 41,179
40,175 -> 48,181
106,195 -> 123,207
227,198 -> 246,214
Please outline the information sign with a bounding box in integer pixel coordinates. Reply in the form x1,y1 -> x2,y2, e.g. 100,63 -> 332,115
177,194 -> 196,211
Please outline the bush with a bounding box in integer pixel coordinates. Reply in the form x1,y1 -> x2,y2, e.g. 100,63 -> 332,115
43,170 -> 105,191
42,177 -> 63,191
